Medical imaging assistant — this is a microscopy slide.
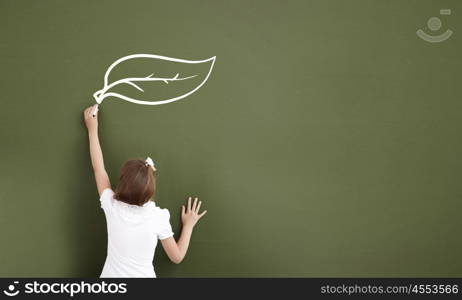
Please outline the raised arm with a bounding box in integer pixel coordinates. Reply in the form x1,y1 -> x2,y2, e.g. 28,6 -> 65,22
161,197 -> 207,264
83,105 -> 111,196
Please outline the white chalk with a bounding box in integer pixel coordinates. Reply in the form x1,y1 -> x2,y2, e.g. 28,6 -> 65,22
92,104 -> 99,117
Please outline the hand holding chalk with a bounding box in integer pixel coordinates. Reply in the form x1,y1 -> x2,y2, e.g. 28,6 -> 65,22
83,104 -> 99,132
92,104 -> 99,117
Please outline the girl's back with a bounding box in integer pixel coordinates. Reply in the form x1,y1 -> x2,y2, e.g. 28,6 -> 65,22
99,188 -> 173,278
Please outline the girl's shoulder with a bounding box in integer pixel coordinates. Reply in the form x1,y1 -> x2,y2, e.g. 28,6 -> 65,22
149,203 -> 172,225
100,188 -> 115,209
150,202 -> 170,217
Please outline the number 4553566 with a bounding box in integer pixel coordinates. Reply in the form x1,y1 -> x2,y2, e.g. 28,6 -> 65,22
412,284 -> 458,294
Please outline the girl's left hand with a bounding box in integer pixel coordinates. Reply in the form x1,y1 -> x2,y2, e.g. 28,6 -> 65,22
181,197 -> 207,228
83,105 -> 98,132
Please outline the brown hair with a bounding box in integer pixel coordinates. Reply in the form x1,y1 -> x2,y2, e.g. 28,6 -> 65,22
114,159 -> 156,206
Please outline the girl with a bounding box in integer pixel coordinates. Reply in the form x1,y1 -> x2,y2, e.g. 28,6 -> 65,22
83,104 -> 207,278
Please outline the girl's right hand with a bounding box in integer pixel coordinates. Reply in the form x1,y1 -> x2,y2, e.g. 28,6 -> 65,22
83,104 -> 98,132
181,197 -> 207,228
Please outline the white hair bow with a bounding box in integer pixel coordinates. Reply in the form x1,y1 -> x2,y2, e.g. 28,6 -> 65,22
145,157 -> 156,171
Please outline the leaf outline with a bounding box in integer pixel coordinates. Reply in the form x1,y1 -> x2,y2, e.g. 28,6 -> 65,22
93,53 -> 216,105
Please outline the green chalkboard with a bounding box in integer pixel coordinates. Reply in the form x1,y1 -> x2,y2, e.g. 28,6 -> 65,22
1,0 -> 462,277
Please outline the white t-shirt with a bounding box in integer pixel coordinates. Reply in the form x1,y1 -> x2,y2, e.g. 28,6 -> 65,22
99,188 -> 174,278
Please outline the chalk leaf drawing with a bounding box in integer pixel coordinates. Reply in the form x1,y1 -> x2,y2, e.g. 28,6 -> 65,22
93,54 -> 216,105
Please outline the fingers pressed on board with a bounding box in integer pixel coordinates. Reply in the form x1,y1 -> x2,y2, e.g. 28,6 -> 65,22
193,197 -> 198,211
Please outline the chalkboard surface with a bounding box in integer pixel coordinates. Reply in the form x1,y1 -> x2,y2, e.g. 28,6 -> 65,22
1,0 -> 462,277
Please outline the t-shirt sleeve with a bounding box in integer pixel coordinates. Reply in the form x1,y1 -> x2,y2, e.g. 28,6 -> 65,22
157,209 -> 174,240
99,188 -> 114,209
